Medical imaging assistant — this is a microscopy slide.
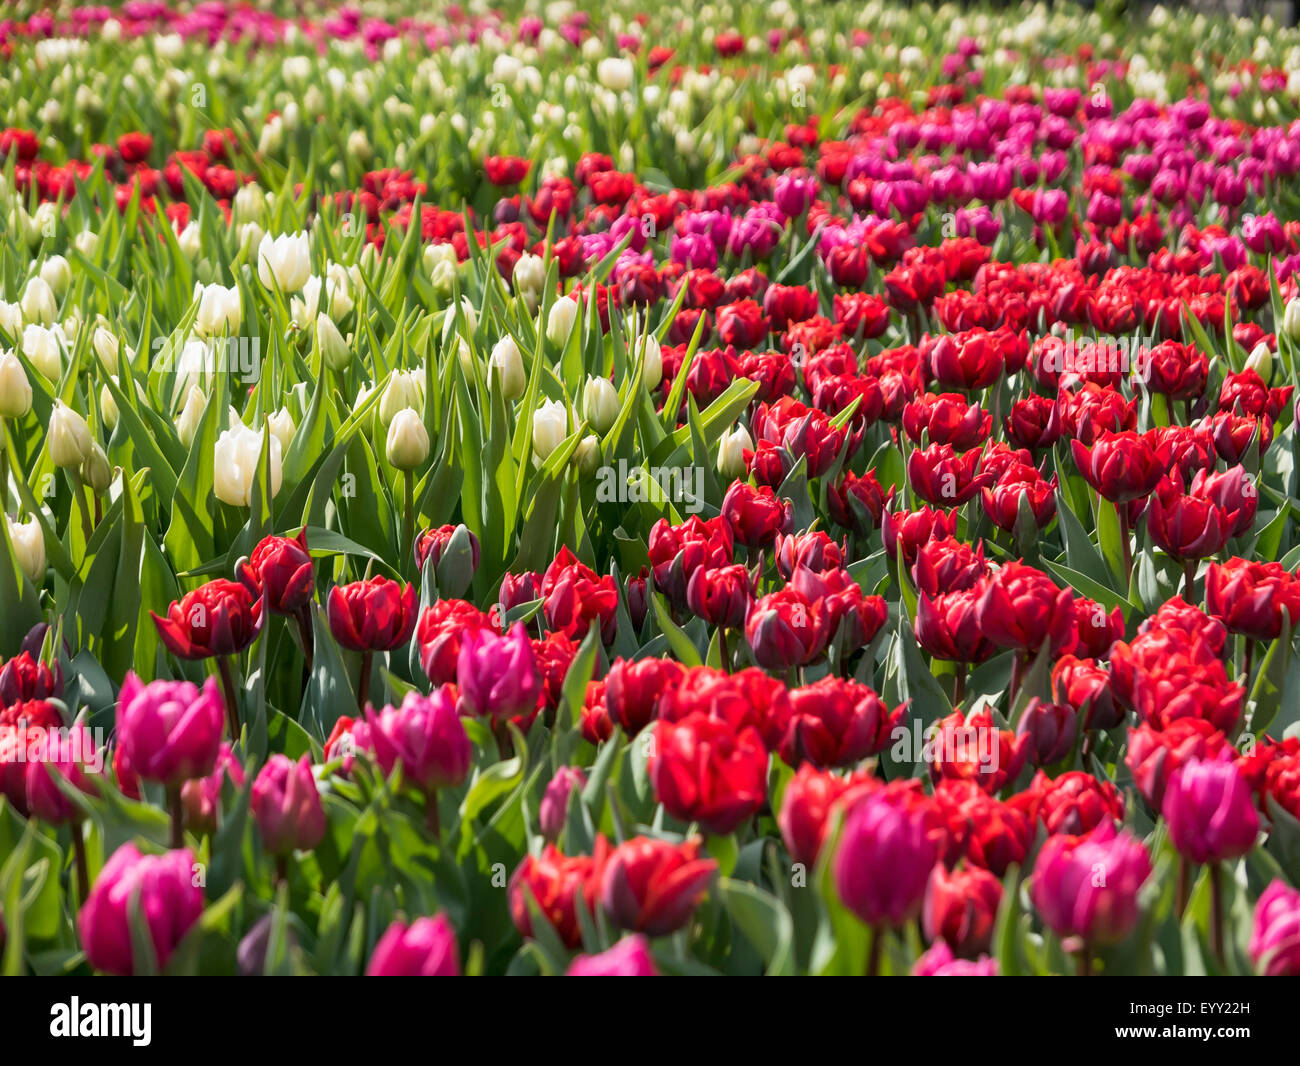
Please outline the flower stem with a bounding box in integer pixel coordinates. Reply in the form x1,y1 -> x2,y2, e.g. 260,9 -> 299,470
217,656 -> 241,740
718,627 -> 731,674
1182,559 -> 1196,601
1077,949 -> 1094,976
296,605 -> 314,696
167,784 -> 184,849
954,663 -> 966,707
866,925 -> 883,977
71,823 -> 90,903
1176,855 -> 1191,918
73,475 -> 94,543
1116,501 -> 1132,587
402,469 -> 416,574
356,650 -> 373,712
493,719 -> 515,761
425,789 -> 441,840
1209,862 -> 1225,966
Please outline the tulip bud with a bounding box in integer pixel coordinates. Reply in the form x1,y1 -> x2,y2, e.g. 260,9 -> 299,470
177,223 -> 202,261
232,184 -> 266,226
386,408 -> 430,470
539,766 -> 588,841
22,324 -> 63,380
194,282 -> 241,336
366,915 -> 460,976
1245,341 -> 1273,382
423,242 -> 457,274
0,351 -> 32,419
80,441 -> 112,494
717,423 -> 753,479
1284,298 -> 1300,344
267,407 -> 296,454
21,277 -> 57,325
256,232 -> 311,293
546,294 -> 579,346
39,256 -> 71,298
317,312 -> 351,371
213,421 -> 283,507
7,515 -> 45,583
488,336 -> 526,400
250,753 -> 326,857
532,399 -> 569,461
379,369 -> 425,426
512,252 -> 545,308
638,333 -> 663,389
583,375 -> 620,434
176,385 -> 206,448
48,403 -> 92,468
74,230 -> 99,258
574,434 -> 602,476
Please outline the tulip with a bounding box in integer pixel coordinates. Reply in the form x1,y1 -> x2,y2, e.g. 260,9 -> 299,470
600,836 -> 717,936
193,282 -> 241,336
913,941 -> 999,976
78,844 -> 204,975
0,350 -> 32,419
975,561 -> 1075,670
1125,718 -> 1230,812
1030,822 -> 1151,959
175,385 -> 206,448
180,743 -> 245,836
539,766 -> 588,842
213,421 -> 283,507
1163,756 -> 1259,865
546,294 -> 579,346
532,399 -> 569,461
115,672 -> 225,788
637,333 -> 663,389
604,657 -> 683,737
237,530 -> 314,616
582,375 -> 620,434
567,935 -> 659,976
1249,880 -> 1300,976
716,423 -> 752,480
834,788 -> 942,960
151,579 -> 264,661
366,688 -> 470,832
251,753 -> 326,859
778,765 -> 878,869
47,402 -> 91,468
326,576 -> 418,653
779,677 -> 906,769
745,587 -> 829,670
1015,699 -> 1078,766
377,369 -> 424,426
509,839 -> 610,949
541,547 -> 620,644
386,407 -> 430,470
1284,298 -> 1300,344
488,335 -> 526,399
317,311 -> 351,371
649,713 -> 768,835
256,232 -> 311,293
923,863 -> 1002,957
21,276 -> 57,325
456,622 -> 541,737
25,723 -> 101,827
7,515 -> 45,584
40,255 -> 71,298
0,651 -> 61,704
366,915 -> 460,976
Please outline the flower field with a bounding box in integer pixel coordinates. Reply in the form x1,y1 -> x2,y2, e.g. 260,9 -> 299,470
2,0 -> 1300,980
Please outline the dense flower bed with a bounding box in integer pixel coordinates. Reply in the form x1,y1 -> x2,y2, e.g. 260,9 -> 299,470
1,0 -> 1300,976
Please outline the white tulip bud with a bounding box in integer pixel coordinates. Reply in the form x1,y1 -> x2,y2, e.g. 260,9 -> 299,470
21,276 -> 57,325
596,57 -> 634,92
317,312 -> 351,371
488,336 -> 526,400
583,375 -> 620,434
100,379 -> 120,430
39,255 -> 71,298
256,231 -> 311,293
48,402 -> 92,468
385,407 -> 430,469
532,399 -> 569,461
637,333 -> 663,390
717,424 -> 753,480
213,421 -> 282,506
176,385 -> 207,448
80,440 -> 112,493
1246,342 -> 1274,382
177,222 -> 202,261
1284,297 -> 1300,344
512,252 -> 545,307
91,325 -> 120,370
574,434 -> 602,476
232,184 -> 266,226
7,515 -> 45,584
0,351 -> 33,419
193,282 -> 241,337
73,230 -> 99,258
268,406 -> 296,453
546,295 -> 579,346
380,369 -> 426,426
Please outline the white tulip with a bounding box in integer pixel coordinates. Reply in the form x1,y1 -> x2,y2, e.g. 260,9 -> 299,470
317,312 -> 351,371
488,336 -> 526,400
48,402 -> 92,468
596,57 -> 634,92
546,295 -> 579,346
532,399 -> 569,461
1284,297 -> 1300,344
717,424 -> 753,479
379,369 -> 425,426
21,276 -> 57,325
175,385 -> 207,448
177,222 -> 202,261
232,184 -> 266,226
100,379 -> 120,431
268,406 -> 296,453
91,326 -> 120,370
0,350 -> 33,419
583,376 -> 620,434
194,282 -> 242,336
385,408 -> 430,470
637,333 -> 663,390
73,230 -> 99,258
39,255 -> 71,298
512,252 -> 545,308
256,232 -> 311,293
213,421 -> 283,507
7,515 -> 45,584
22,324 -> 64,381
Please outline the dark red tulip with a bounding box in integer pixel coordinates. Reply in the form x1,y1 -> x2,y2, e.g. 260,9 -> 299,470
237,529 -> 314,616
327,577 -> 418,652
778,677 -> 907,769
600,836 -> 717,936
151,579 -> 264,660
975,562 -> 1074,656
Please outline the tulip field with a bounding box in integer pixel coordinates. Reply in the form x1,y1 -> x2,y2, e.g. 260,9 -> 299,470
4,0 -> 1300,983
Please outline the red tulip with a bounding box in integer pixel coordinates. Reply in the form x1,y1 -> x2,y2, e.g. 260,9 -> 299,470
237,530 -> 314,616
778,677 -> 907,769
600,836 -> 717,936
923,863 -> 1002,957
152,579 -> 264,660
327,577 -> 417,652
649,712 -> 768,835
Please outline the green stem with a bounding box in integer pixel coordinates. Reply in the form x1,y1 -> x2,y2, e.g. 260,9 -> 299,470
1209,862 -> 1225,966
356,650 -> 373,712
72,824 -> 90,903
167,784 -> 184,849
866,925 -> 883,977
403,469 -> 416,573
217,656 -> 241,741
